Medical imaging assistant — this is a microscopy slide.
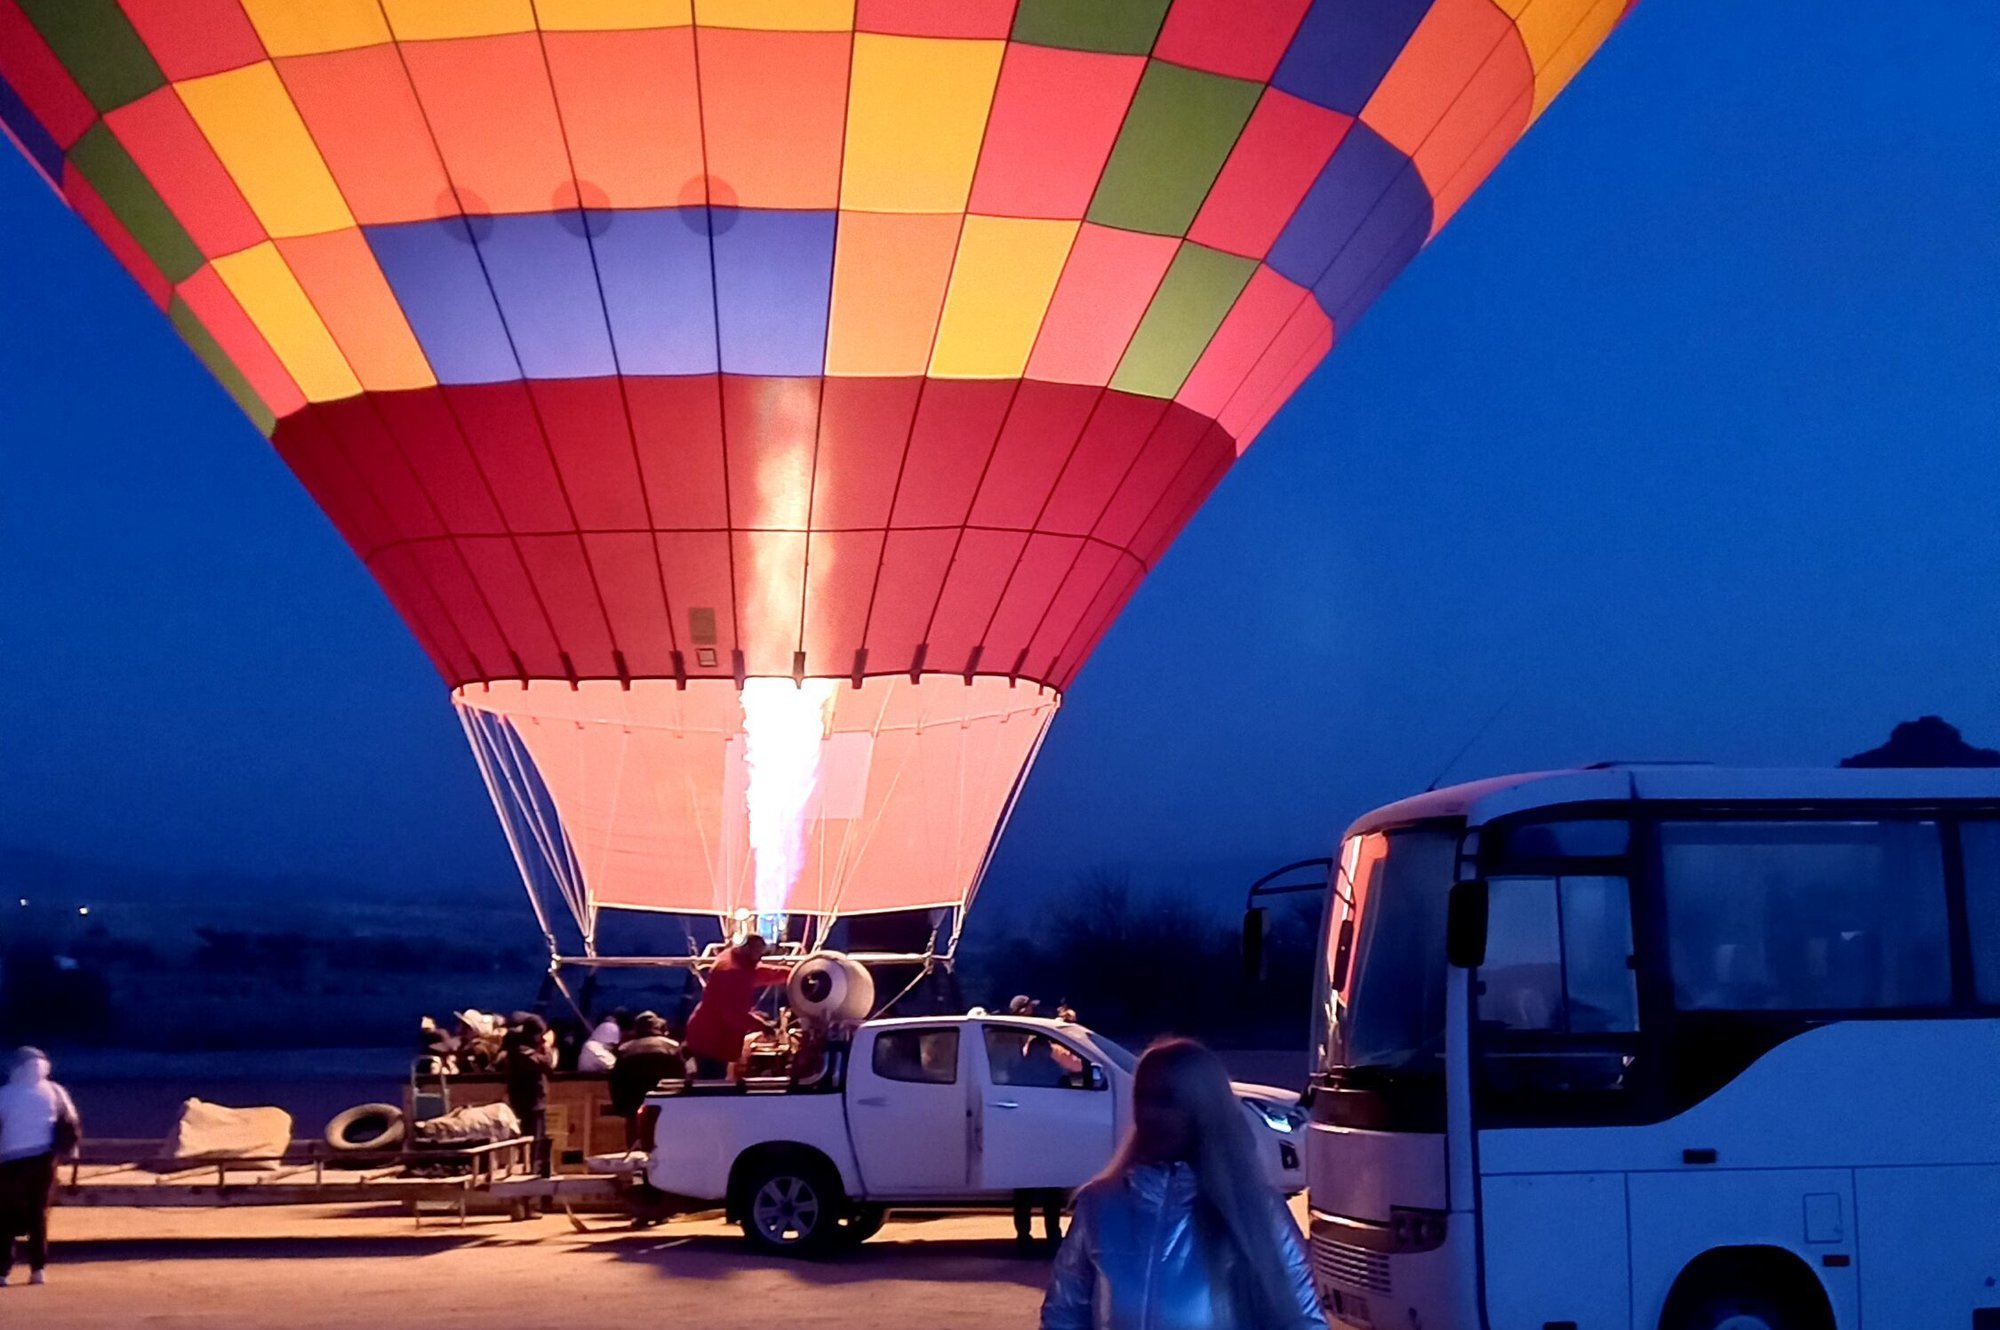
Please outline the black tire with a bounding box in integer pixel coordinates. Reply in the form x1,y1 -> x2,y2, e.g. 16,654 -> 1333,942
737,1154 -> 844,1257
832,1204 -> 887,1248
324,1103 -> 405,1153
1666,1283 -> 1812,1330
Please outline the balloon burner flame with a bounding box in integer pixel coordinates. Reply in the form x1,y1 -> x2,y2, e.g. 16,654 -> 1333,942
740,678 -> 836,938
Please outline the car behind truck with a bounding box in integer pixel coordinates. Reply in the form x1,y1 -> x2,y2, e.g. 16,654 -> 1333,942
642,1013 -> 1306,1254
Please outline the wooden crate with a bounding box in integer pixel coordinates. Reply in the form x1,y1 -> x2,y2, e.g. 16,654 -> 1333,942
406,1074 -> 623,1173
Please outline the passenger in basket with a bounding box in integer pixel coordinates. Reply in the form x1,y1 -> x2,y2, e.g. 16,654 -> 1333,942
1041,1039 -> 1324,1330
610,1013 -> 685,1147
683,934 -> 788,1079
578,1008 -> 631,1073
0,1047 -> 81,1288
503,1013 -> 555,1178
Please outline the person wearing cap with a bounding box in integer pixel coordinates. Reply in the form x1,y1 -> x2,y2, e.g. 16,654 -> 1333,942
610,1012 -> 687,1146
0,1047 -> 80,1287
997,1000 -> 1069,1251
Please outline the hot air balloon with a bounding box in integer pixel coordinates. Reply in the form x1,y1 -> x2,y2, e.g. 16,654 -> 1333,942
1,0 -> 1631,968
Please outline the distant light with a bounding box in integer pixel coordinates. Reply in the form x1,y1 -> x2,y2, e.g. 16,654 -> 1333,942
77,906 -> 90,916
16,899 -> 25,907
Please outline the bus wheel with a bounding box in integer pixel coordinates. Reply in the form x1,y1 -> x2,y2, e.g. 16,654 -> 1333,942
1674,1299 -> 1797,1330
1663,1250 -> 1830,1330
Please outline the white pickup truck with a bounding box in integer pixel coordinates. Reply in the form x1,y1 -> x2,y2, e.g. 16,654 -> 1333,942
640,1013 -> 1306,1254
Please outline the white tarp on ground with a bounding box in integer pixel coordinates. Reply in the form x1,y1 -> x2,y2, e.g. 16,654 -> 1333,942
164,1098 -> 292,1167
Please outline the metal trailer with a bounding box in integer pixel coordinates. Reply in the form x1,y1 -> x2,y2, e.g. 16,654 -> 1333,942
56,1137 -> 628,1225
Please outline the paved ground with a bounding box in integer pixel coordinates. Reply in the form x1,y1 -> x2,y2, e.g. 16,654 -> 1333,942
15,1205 -> 1055,1329
24,1192 -> 1319,1327
20,1051 -> 1310,1326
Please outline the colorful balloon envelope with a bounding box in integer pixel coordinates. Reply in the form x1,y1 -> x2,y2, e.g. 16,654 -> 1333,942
2,0 -> 1632,953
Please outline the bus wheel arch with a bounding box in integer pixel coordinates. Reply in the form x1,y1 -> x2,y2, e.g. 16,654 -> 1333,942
1659,1245 -> 1835,1330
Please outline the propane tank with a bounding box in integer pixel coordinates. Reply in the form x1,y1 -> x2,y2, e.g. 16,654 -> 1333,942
787,950 -> 876,1029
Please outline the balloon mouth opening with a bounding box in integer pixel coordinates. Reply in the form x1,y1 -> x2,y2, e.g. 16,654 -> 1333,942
454,675 -> 1059,927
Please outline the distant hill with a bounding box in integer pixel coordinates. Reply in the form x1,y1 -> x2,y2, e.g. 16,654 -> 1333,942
0,842 -> 520,910
1841,716 -> 2000,768
0,843 -> 555,1049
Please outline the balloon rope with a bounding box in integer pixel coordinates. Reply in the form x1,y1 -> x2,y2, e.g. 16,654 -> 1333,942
956,702 -> 1058,955
456,703 -> 561,960
868,957 -> 936,1021
817,677 -> 903,925
486,713 -> 591,951
824,678 -> 925,922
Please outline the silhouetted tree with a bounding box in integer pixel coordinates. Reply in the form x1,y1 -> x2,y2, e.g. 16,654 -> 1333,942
0,944 -> 114,1042
1842,716 -> 2000,767
961,867 -> 1320,1046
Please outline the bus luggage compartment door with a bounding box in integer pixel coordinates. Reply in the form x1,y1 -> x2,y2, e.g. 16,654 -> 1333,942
1479,1171 -> 1630,1329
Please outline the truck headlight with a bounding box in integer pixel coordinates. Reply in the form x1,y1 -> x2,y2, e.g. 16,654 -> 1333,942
1246,1098 -> 1304,1134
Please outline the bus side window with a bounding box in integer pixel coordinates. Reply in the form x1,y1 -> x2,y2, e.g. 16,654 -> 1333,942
1958,822 -> 2000,1003
1659,821 -> 1949,1011
1561,876 -> 1640,1033
1477,876 -> 1638,1033
1478,878 -> 1563,1030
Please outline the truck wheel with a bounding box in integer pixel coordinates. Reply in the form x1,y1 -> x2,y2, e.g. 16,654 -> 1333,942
740,1156 -> 842,1256
832,1205 -> 887,1248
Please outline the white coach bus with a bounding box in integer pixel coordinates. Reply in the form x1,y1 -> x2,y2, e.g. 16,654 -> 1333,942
1305,765 -> 2000,1330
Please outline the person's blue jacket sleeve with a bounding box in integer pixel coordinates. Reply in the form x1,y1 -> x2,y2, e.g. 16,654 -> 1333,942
1040,1192 -> 1096,1330
1270,1191 -> 1328,1329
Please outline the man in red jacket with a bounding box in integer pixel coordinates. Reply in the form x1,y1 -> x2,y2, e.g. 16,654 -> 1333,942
684,934 -> 789,1078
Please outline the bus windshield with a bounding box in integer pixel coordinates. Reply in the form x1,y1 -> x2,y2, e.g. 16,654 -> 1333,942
1316,827 -> 1459,1079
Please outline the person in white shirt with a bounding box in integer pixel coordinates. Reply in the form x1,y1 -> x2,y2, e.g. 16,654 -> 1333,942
0,1047 -> 80,1288
578,1009 -> 631,1073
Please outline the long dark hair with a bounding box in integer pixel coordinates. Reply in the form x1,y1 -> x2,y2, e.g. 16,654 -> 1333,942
1094,1039 -> 1296,1323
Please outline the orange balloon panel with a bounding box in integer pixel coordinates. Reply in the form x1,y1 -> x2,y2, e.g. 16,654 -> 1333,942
456,676 -> 1054,921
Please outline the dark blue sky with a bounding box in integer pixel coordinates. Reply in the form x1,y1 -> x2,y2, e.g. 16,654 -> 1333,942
4,0 -> 1998,915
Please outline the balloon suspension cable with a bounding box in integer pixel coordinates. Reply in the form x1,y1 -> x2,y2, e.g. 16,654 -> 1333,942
551,949 -> 939,970
953,702 -> 1058,955
457,702 -> 595,956
458,704 -> 562,961
544,955 -> 590,1026
863,912 -> 946,1019
869,956 -> 937,1021
497,725 -> 594,953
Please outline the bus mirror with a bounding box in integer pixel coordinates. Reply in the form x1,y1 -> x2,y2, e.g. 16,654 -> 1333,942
1242,907 -> 1268,980
1446,880 -> 1489,968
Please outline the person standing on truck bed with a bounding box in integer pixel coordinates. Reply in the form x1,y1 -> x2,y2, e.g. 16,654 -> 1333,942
1041,1039 -> 1323,1330
0,1046 -> 81,1288
683,934 -> 789,1079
